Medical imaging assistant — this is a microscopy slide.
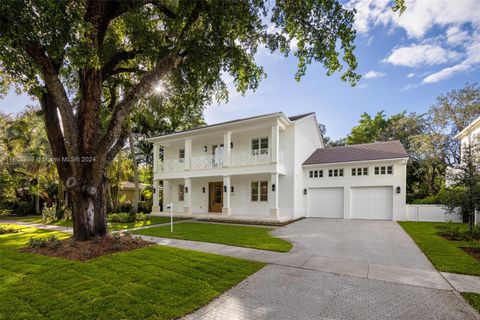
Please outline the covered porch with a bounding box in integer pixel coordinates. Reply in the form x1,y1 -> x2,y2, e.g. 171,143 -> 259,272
152,173 -> 283,221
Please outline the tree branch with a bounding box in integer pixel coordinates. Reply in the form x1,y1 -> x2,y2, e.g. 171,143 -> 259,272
101,50 -> 140,79
106,125 -> 129,163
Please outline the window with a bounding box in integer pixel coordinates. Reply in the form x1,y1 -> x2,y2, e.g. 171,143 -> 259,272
374,165 -> 393,175
159,147 -> 164,162
329,169 -> 333,177
339,169 -> 344,177
328,169 -> 343,177
251,137 -> 269,155
179,149 -> 185,163
178,184 -> 184,201
251,181 -> 268,202
352,167 -> 368,176
309,170 -> 323,178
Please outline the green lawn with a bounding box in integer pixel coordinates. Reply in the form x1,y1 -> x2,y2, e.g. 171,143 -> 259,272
398,222 -> 480,276
0,224 -> 264,320
462,293 -> 480,313
0,215 -> 181,231
132,222 -> 293,252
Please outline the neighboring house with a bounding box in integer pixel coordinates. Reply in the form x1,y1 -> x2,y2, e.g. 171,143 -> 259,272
113,181 -> 149,202
148,112 -> 408,222
455,116 -> 480,162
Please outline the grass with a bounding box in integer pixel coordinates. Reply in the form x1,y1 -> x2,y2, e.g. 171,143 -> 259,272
398,222 -> 480,276
0,215 -> 181,231
462,293 -> 480,313
0,224 -> 264,320
132,222 -> 293,252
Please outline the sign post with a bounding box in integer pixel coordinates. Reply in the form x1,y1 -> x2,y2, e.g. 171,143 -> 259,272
166,202 -> 174,232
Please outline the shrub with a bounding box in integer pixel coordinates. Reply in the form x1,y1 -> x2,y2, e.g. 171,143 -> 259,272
42,204 -> 57,223
107,212 -> 151,223
118,201 -> 132,213
436,222 -> 480,241
28,237 -> 48,248
16,201 -> 32,215
138,201 -> 152,213
0,226 -> 18,234
0,208 -> 12,217
136,213 -> 150,221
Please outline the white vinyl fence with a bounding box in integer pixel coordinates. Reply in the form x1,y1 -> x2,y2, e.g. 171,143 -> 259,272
406,205 -> 462,223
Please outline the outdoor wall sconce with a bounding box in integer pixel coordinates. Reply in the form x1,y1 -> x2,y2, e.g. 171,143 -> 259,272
203,146 -> 208,152
224,186 -> 227,192
272,184 -> 276,192
303,188 -> 307,195
153,188 -> 156,193
185,187 -> 188,193
202,187 -> 205,193
396,186 -> 401,194
230,142 -> 234,149
231,186 -> 234,193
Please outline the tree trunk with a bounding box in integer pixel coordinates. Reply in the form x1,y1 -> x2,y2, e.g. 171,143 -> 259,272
69,176 -> 108,241
129,133 -> 139,216
115,152 -> 122,212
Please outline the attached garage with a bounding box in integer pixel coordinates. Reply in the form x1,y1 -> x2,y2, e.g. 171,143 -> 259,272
308,188 -> 344,218
351,186 -> 393,220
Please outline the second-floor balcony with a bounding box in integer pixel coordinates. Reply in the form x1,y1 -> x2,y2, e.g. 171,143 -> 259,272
158,148 -> 283,172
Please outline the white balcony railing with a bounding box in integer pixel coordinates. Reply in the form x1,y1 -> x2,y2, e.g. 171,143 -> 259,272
158,148 -> 281,172
160,158 -> 185,172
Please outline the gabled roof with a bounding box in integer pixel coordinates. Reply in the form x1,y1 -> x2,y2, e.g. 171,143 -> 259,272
288,112 -> 315,121
147,112 -> 313,141
454,116 -> 480,140
303,140 -> 409,165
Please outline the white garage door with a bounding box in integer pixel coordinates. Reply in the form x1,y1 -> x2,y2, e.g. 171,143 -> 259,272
351,187 -> 393,220
308,188 -> 344,218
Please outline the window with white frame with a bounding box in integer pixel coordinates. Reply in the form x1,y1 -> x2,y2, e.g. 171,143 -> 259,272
179,149 -> 185,163
328,169 -> 344,177
178,184 -> 184,201
251,181 -> 268,202
351,167 -> 368,176
251,137 -> 269,155
309,170 -> 323,178
374,165 -> 393,175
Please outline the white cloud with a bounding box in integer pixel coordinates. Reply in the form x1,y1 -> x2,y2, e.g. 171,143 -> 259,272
364,70 -> 385,79
407,72 -> 415,78
356,83 -> 368,89
383,44 -> 460,67
446,26 -> 470,45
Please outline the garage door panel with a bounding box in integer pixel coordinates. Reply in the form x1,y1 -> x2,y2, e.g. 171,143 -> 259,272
309,188 -> 344,218
351,187 -> 392,220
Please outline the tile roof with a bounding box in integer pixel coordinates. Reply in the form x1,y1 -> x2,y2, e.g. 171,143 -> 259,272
303,140 -> 409,165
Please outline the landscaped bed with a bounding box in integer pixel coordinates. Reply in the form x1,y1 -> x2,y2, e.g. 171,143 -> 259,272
0,215 -> 183,231
131,222 -> 293,252
0,224 -> 264,320
398,221 -> 480,276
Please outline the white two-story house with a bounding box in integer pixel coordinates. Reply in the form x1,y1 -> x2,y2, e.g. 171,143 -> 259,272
148,112 -> 408,222
455,115 -> 480,161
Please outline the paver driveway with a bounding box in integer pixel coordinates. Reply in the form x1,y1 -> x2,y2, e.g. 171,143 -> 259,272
183,219 -> 478,320
272,218 -> 434,270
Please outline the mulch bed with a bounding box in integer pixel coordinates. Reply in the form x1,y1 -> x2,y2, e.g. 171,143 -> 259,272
460,247 -> 480,261
20,234 -> 154,261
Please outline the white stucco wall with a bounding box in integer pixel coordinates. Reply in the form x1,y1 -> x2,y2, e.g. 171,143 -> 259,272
303,159 -> 407,221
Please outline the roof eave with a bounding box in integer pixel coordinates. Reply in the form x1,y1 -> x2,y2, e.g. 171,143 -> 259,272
302,157 -> 409,166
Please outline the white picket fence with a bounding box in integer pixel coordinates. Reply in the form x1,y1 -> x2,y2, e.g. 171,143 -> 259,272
406,205 -> 462,223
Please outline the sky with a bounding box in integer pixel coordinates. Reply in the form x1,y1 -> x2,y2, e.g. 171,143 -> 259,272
1,0 -> 479,139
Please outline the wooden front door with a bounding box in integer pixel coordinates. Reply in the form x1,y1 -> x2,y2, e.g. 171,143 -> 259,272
209,182 -> 223,213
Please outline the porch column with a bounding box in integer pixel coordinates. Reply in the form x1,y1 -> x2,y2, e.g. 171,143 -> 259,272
223,131 -> 231,167
184,178 -> 192,214
184,139 -> 192,170
270,173 -> 280,218
271,122 -> 279,163
152,180 -> 160,213
163,180 -> 170,212
222,175 -> 231,215
153,144 -> 158,172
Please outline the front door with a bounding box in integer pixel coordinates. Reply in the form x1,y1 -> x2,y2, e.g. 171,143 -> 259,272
209,182 -> 223,213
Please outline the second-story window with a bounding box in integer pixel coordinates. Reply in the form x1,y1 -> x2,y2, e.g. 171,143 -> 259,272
328,169 -> 344,177
179,149 -> 185,163
251,137 -> 269,155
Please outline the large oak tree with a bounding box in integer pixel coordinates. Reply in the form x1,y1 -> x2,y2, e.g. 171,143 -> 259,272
0,0 -> 361,240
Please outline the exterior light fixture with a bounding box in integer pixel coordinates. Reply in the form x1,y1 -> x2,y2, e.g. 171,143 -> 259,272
224,186 -> 227,192
396,186 -> 401,194
185,186 -> 188,193
230,142 -> 233,149
203,146 -> 208,152
231,186 -> 234,193
272,184 -> 276,192
202,187 -> 205,193
153,188 -> 156,193
303,188 -> 307,195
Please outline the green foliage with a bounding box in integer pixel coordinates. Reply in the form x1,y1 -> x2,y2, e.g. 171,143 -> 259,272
0,226 -> 18,234
28,237 -> 48,248
107,212 -> 150,223
462,293 -> 480,313
41,204 -> 57,223
133,222 -> 293,252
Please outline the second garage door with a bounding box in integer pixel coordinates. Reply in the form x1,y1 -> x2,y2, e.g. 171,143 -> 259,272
308,188 -> 344,218
351,186 -> 393,220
